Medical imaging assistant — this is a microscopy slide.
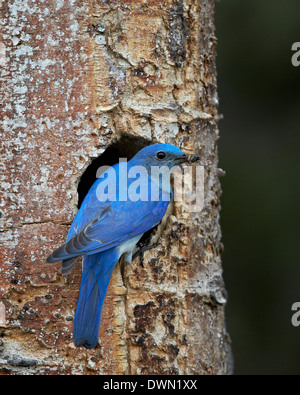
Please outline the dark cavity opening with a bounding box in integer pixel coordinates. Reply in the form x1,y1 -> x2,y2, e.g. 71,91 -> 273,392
77,134 -> 151,209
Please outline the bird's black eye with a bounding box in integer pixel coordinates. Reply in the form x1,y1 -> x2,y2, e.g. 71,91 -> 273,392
156,151 -> 166,160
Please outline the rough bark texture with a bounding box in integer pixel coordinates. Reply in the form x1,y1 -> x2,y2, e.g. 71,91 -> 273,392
0,0 -> 232,375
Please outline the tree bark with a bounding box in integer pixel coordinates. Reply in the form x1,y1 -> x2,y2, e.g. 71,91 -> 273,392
0,0 -> 232,375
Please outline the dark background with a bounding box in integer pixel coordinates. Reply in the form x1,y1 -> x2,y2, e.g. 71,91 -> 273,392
215,0 -> 300,374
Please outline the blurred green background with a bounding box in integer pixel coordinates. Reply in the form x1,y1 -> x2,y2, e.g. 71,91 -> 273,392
215,0 -> 300,374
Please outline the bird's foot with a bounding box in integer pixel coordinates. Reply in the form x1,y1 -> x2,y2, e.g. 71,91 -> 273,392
132,242 -> 160,267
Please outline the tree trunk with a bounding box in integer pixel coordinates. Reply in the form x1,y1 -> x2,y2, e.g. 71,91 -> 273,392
0,0 -> 232,375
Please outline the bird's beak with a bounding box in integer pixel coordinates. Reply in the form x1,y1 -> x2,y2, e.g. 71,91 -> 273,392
175,153 -> 200,164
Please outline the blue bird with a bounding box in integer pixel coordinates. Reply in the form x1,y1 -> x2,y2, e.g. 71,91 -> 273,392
47,144 -> 199,348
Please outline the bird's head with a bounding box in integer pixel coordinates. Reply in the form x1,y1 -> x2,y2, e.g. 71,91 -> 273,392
130,143 -> 200,169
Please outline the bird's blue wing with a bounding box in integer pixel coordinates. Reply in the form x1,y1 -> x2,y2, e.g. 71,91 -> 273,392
47,198 -> 168,262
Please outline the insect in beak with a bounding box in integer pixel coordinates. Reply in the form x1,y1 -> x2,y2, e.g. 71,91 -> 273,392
175,153 -> 200,164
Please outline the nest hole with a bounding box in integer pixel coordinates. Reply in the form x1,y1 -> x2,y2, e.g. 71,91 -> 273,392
77,135 -> 151,208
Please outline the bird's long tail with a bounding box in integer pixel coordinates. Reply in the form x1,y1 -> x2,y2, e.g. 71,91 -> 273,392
73,250 -> 118,349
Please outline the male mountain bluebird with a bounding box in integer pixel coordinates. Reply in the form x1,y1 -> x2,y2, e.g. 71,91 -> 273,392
47,144 -> 199,348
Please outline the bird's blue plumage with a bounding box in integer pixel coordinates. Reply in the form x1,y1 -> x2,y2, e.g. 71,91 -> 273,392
47,143 -> 196,348
73,250 -> 118,348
